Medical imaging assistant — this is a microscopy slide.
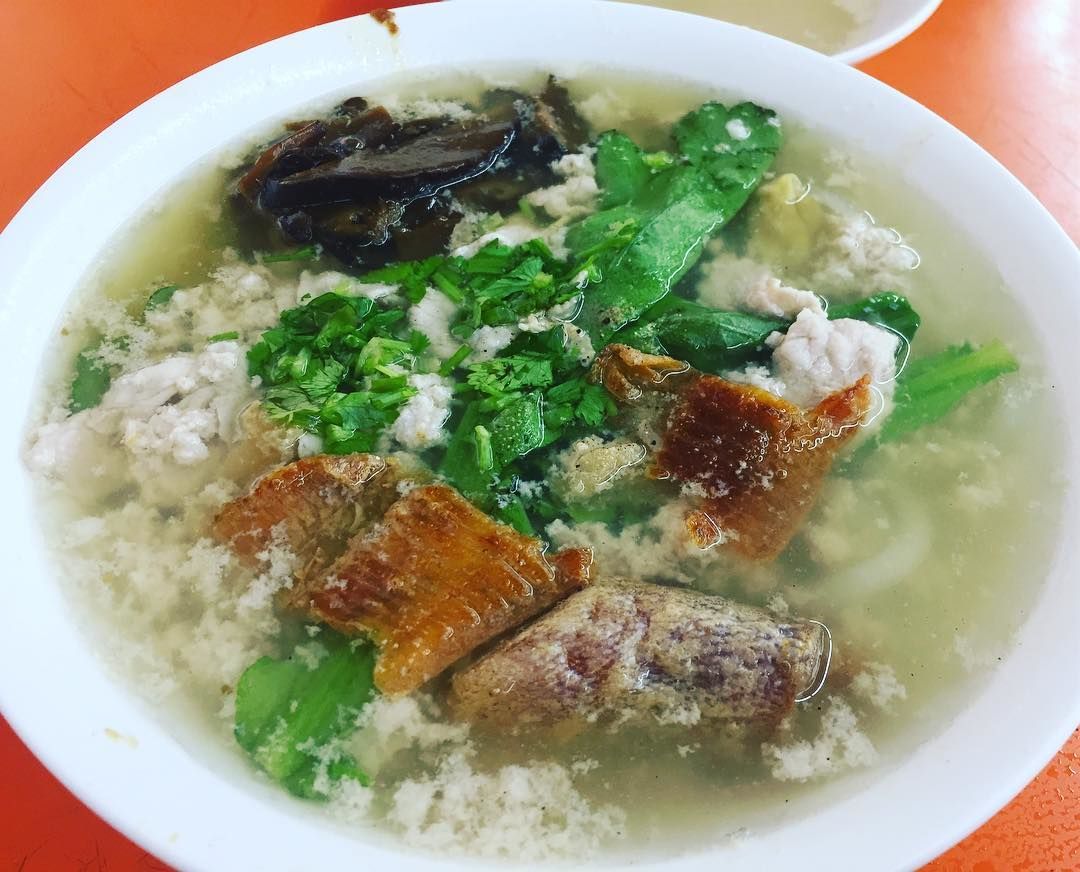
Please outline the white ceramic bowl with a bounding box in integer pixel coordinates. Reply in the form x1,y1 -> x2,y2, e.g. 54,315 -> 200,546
1,2 -> 1077,870
834,0 -> 943,63
454,0 -> 944,63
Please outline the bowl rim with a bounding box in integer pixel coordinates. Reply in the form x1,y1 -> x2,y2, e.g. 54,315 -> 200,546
834,0 -> 944,64
1,2 -> 1077,870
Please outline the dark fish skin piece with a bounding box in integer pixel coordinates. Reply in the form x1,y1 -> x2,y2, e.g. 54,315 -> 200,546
302,484 -> 593,695
449,579 -> 828,734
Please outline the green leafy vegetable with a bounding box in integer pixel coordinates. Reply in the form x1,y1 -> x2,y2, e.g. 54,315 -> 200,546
207,330 -> 240,343
615,292 -> 922,374
614,297 -> 785,372
438,401 -> 494,500
594,131 -> 661,207
234,633 -> 376,799
573,102 -> 782,344
69,343 -> 111,412
829,292 -> 921,347
145,284 -> 179,312
490,393 -> 545,468
876,340 -> 1019,445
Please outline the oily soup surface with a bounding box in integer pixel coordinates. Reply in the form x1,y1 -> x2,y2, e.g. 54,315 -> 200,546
25,71 -> 1063,859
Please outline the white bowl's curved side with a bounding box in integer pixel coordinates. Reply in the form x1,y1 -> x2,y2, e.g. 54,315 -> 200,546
0,2 -> 1077,871
836,0 -> 943,64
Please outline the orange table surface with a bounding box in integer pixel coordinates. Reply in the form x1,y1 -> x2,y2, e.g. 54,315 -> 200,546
1,0 -> 1077,869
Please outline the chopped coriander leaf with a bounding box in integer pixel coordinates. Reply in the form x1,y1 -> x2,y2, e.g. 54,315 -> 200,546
248,292 -> 418,452
463,241 -> 516,275
408,330 -> 431,354
542,377 -> 617,439
467,354 -> 554,396
476,256 -> 546,301
207,331 -> 240,343
356,337 -> 411,376
261,244 -> 320,263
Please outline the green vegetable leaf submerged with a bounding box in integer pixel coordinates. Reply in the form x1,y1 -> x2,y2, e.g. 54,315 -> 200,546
144,284 -> 179,312
234,633 -> 376,799
69,343 -> 112,412
877,340 -> 1019,445
593,131 -> 674,208
490,392 -> 545,468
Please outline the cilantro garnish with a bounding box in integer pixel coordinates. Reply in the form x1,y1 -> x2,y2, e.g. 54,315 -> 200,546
247,291 -> 418,453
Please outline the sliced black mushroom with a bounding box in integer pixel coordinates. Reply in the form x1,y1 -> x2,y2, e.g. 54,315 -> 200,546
233,77 -> 590,270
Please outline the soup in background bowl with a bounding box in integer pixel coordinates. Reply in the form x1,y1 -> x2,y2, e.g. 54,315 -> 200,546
611,0 -> 943,63
1,2 -> 1078,870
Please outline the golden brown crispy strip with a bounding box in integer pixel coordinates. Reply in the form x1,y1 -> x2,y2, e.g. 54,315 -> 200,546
211,454 -> 402,575
591,344 -> 871,561
302,484 -> 592,694
449,579 -> 829,734
662,375 -> 870,560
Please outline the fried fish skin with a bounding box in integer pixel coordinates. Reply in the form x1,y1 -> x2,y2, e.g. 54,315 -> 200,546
591,344 -> 870,560
211,453 -> 402,575
449,579 -> 828,734
302,484 -> 593,695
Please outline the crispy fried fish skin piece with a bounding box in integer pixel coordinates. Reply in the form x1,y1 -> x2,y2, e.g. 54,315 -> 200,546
303,484 -> 593,695
663,375 -> 870,560
449,579 -> 828,733
591,344 -> 870,560
211,453 -> 401,573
